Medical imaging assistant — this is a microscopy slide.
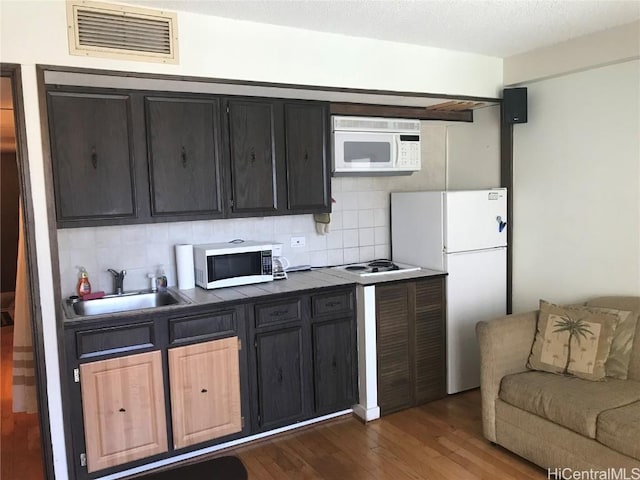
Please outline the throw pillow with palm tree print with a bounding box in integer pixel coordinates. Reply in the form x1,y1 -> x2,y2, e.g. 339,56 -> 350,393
527,300 -> 618,381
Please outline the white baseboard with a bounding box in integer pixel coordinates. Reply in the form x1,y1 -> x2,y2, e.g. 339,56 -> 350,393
352,404 -> 380,422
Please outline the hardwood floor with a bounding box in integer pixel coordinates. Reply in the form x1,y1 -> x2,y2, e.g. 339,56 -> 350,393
1,325 -> 44,480
227,390 -> 547,480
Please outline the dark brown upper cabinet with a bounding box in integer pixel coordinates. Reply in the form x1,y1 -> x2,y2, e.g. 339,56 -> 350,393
145,96 -> 224,219
225,98 -> 331,218
283,102 -> 330,213
47,86 -> 331,228
47,90 -> 137,227
226,98 -> 279,215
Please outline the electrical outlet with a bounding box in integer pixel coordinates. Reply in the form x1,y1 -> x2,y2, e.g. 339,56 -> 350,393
291,236 -> 306,248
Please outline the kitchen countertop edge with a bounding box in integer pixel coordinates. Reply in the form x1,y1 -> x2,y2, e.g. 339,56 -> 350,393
62,267 -> 447,324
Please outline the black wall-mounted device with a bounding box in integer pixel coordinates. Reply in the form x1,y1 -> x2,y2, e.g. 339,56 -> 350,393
503,87 -> 528,124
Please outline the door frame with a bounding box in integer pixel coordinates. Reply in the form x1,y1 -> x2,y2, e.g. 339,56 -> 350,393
1,63 -> 55,480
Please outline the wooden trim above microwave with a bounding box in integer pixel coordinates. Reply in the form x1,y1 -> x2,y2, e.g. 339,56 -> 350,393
329,103 -> 473,122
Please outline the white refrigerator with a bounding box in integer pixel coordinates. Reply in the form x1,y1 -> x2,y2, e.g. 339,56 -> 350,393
391,189 -> 507,394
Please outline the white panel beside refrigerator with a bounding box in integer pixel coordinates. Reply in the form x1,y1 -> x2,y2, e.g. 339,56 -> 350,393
391,189 -> 507,394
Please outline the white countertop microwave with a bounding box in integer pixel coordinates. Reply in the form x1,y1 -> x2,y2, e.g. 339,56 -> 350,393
193,241 -> 273,289
332,116 -> 421,175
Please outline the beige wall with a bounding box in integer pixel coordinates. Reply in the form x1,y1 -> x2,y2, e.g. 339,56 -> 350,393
446,105 -> 501,189
512,59 -> 640,312
504,20 -> 640,85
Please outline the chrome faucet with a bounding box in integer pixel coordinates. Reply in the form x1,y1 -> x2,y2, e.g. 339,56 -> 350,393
107,269 -> 127,295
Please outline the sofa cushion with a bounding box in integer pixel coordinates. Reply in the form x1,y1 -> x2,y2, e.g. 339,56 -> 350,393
588,307 -> 637,379
499,370 -> 640,438
597,401 -> 640,461
587,297 -> 640,381
527,300 -> 618,381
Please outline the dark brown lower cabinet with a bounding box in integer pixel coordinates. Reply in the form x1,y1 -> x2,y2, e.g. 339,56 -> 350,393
254,326 -> 307,430
312,316 -> 357,415
376,276 -> 446,416
250,287 -> 357,431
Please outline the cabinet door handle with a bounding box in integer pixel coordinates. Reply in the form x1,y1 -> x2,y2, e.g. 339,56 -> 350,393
270,309 -> 288,317
119,407 -> 126,413
304,150 -> 308,161
91,147 -> 98,170
250,148 -> 256,163
326,301 -> 341,308
278,367 -> 283,383
181,146 -> 187,168
332,357 -> 337,371
201,388 -> 208,393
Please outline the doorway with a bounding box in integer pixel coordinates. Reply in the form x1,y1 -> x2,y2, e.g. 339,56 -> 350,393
1,73 -> 44,479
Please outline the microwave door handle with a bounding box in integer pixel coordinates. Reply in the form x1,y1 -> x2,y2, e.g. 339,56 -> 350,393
393,135 -> 400,166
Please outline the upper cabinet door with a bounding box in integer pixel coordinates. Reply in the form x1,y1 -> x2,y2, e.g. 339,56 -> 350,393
226,99 -> 278,215
47,91 -> 137,226
146,96 -> 223,218
283,102 -> 330,213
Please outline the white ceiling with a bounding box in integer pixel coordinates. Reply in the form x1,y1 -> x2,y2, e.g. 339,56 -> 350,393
131,0 -> 640,58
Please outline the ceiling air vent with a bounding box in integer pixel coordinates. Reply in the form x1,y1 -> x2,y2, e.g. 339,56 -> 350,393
67,0 -> 179,64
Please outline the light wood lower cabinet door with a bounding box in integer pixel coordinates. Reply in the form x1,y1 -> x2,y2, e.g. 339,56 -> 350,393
79,351 -> 168,473
168,336 -> 242,449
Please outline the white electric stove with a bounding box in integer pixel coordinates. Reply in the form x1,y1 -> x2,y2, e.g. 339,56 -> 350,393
332,259 -> 421,277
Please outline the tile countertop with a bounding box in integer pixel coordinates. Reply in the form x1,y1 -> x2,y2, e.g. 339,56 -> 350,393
62,267 -> 446,323
180,266 -> 447,305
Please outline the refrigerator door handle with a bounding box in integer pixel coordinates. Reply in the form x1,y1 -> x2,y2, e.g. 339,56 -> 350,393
497,216 -> 507,233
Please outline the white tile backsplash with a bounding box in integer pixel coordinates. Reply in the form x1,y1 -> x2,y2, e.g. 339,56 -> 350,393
342,229 -> 359,248
121,225 -> 147,245
326,231 -> 343,249
358,228 -> 375,247
343,247 -> 360,264
342,210 -> 359,229
359,246 -> 375,262
373,208 -> 389,227
327,249 -> 344,266
358,209 -> 375,228
374,226 -> 390,245
330,211 -> 343,230
57,123 -> 446,296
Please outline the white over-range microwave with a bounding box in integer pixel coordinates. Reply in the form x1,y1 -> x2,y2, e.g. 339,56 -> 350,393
193,241 -> 273,289
332,116 -> 421,175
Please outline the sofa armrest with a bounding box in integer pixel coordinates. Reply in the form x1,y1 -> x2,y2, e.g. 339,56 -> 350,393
476,310 -> 537,442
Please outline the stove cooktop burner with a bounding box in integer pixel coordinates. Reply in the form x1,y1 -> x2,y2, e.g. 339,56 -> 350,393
345,265 -> 367,271
368,260 -> 395,268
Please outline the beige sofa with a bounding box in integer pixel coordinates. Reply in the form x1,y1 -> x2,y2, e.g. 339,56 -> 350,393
477,296 -> 640,470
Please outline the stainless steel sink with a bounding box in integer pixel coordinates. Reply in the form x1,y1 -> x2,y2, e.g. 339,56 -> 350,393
65,290 -> 189,318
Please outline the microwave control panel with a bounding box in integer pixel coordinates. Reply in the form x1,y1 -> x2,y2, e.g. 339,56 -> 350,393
397,135 -> 421,170
261,250 -> 273,275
